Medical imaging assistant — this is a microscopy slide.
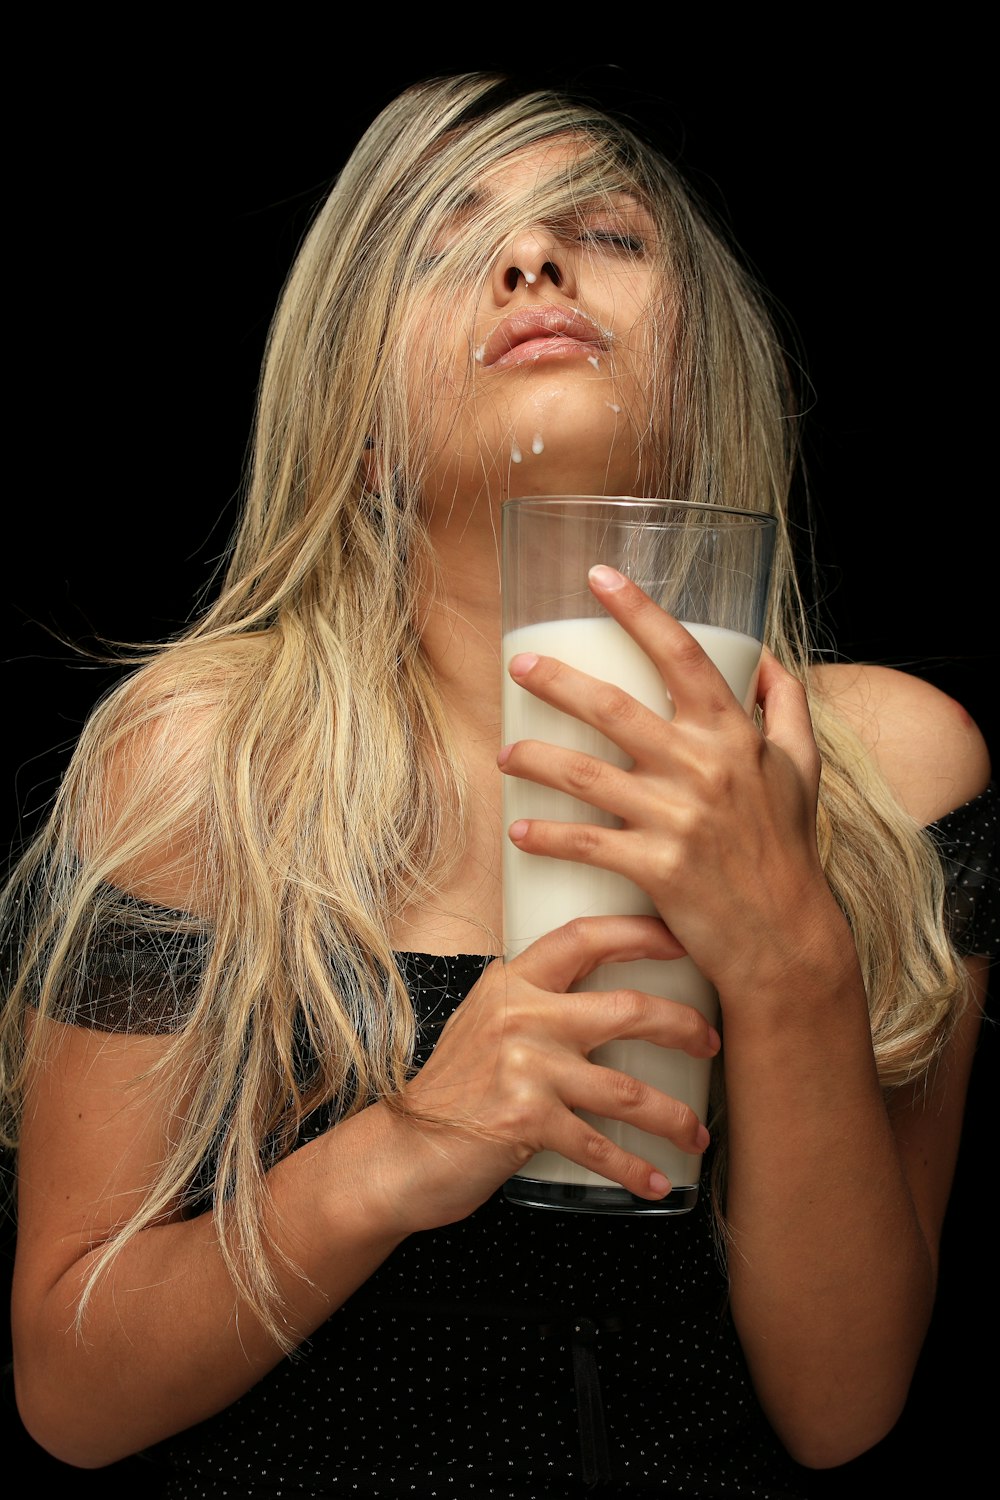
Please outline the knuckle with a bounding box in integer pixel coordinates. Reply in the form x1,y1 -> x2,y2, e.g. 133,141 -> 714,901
561,916 -> 597,952
593,683 -> 638,728
580,1128 -> 618,1172
650,844 -> 681,890
673,631 -> 707,671
568,825 -> 602,860
607,987 -> 643,1030
669,799 -> 698,838
609,1069 -> 647,1111
669,1099 -> 701,1142
682,1006 -> 710,1047
699,761 -> 733,801
500,1037 -> 535,1076
503,1090 -> 544,1144
564,753 -> 603,793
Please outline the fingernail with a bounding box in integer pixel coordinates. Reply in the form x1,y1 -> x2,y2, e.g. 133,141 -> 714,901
695,1125 -> 711,1152
707,1027 -> 722,1053
649,1171 -> 671,1195
509,653 -> 538,677
589,564 -> 626,591
497,744 -> 512,767
508,820 -> 530,841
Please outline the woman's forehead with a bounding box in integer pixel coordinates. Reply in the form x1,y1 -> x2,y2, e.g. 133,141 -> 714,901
482,136 -> 597,190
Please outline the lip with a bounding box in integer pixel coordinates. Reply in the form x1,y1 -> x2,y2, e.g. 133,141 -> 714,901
479,306 -> 609,370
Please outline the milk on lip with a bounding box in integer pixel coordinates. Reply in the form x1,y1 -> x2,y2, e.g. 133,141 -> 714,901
478,304 -> 613,368
502,614 -> 762,1190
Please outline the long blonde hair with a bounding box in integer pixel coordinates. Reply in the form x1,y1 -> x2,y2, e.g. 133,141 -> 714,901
1,74 -> 967,1343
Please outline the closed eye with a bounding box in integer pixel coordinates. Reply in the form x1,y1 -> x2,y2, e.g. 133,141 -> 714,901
571,197 -> 654,257
579,228 -> 647,255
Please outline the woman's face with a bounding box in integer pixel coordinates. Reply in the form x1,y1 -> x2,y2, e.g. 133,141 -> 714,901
409,137 -> 663,521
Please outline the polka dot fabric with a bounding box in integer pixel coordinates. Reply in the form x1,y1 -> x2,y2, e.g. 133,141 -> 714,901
928,782 -> 998,958
155,953 -> 800,1498
143,787 -> 997,1497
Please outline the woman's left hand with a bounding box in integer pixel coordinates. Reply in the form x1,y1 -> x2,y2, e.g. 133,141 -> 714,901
499,563 -> 993,1468
498,564 -> 841,997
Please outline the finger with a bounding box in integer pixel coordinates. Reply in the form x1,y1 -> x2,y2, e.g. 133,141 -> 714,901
542,1110 -> 675,1201
543,1064 -> 711,1193
504,914 -> 686,994
508,815 -> 650,893
498,737 -> 644,822
507,650 -> 667,763
563,987 -> 722,1058
757,650 -> 821,777
587,563 -> 752,719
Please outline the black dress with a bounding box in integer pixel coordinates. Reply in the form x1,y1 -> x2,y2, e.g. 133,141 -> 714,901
139,787 -> 997,1499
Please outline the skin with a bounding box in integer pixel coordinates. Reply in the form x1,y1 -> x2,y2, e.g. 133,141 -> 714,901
413,140 -> 660,518
12,141 -> 992,1473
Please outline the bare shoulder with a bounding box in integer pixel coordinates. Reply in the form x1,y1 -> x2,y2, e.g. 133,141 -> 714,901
90,633 -> 276,911
810,662 -> 992,825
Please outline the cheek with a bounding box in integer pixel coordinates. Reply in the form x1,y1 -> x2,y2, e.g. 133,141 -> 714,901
617,283 -> 659,363
403,375 -> 453,496
405,300 -> 477,443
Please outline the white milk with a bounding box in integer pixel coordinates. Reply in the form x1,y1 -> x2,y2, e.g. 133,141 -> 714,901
501,616 -> 761,1190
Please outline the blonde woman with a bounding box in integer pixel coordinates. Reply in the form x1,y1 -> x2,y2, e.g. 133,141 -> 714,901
2,74 -> 994,1498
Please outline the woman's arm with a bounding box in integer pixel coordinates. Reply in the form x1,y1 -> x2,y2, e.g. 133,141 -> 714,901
12,650 -> 721,1466
14,913 -> 717,1463
722,661 -> 991,1466
498,567 -> 991,1468
722,930 -> 987,1467
12,1016 -> 409,1465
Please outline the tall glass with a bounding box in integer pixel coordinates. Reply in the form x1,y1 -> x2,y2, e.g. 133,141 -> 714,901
500,497 -> 776,1215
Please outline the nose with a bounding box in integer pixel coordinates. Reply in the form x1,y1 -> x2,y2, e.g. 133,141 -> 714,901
491,225 -> 577,303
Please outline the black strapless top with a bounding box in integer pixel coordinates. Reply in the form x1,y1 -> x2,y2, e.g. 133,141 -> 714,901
155,948 -> 793,1499
145,789 -> 998,1498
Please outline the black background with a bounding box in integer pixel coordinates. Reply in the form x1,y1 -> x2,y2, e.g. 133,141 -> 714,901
3,39 -> 993,1495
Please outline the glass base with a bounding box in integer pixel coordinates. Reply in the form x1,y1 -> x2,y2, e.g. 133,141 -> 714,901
502,1176 -> 699,1216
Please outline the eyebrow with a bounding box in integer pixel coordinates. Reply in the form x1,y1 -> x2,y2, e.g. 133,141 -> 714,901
443,186 -> 650,220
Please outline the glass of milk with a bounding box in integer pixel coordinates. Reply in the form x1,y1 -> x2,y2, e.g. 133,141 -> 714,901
500,496 -> 776,1215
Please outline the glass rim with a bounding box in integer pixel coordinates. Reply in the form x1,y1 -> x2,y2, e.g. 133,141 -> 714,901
500,495 -> 776,526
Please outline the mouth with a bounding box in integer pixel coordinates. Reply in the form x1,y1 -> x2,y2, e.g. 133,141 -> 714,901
478,306 -> 609,370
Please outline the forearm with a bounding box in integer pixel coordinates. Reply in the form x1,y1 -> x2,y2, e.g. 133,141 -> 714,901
721,898 -> 936,1467
15,918 -> 719,1470
14,1100 -> 409,1468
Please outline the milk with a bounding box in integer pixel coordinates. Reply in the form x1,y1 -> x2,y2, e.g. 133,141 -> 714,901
502,616 -> 761,1193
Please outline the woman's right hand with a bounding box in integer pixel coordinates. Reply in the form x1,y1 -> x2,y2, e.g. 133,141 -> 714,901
380,915 -> 719,1234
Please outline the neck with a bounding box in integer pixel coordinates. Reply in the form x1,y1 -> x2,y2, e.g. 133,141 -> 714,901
389,498 -> 505,956
419,498 -> 503,736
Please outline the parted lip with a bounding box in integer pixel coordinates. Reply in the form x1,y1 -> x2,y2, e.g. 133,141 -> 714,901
479,305 -> 608,368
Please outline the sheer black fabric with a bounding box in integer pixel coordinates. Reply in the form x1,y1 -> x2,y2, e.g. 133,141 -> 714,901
927,782 -> 998,958
22,784 -> 997,1038
153,953 -> 806,1499
14,787 -> 997,1495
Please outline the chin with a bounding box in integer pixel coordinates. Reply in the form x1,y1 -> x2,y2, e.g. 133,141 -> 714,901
503,440 -> 643,502
500,385 -> 645,500
420,402 -> 648,517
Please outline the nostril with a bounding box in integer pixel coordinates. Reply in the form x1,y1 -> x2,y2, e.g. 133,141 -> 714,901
505,267 -> 520,292
542,261 -> 562,288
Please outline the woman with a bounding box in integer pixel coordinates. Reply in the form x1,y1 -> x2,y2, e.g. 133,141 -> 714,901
2,73 -> 994,1497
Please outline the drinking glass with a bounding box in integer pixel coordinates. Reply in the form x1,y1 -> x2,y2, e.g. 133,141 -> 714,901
501,497 -> 776,1214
